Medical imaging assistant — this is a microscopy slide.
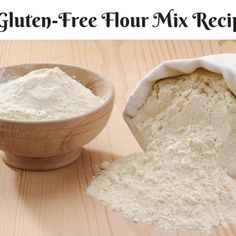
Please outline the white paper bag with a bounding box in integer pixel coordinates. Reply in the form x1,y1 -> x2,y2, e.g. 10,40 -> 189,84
124,54 -> 236,117
123,54 -> 236,177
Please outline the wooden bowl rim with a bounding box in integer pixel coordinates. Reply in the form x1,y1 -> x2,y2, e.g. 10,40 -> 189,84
0,63 -> 114,125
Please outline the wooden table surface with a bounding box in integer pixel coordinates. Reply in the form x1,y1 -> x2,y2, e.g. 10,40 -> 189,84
0,40 -> 236,236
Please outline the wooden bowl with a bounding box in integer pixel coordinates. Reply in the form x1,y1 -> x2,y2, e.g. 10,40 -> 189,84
0,64 -> 114,171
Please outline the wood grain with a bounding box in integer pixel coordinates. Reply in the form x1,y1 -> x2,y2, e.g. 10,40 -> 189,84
0,40 -> 236,236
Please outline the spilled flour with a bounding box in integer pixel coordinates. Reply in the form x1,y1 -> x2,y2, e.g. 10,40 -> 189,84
0,67 -> 103,121
87,69 -> 236,233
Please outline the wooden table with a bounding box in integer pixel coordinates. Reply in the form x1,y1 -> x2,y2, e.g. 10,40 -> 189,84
0,40 -> 236,236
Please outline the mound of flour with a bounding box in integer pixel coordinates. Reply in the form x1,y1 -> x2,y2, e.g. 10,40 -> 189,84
87,69 -> 236,233
0,67 -> 103,121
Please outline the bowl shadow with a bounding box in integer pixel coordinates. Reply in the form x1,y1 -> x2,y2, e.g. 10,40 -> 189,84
13,148 -> 120,236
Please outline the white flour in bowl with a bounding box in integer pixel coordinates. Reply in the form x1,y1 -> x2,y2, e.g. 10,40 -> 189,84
87,69 -> 236,233
0,67 -> 104,121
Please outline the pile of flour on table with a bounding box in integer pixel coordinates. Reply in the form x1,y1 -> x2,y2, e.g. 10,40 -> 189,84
87,69 -> 236,233
0,67 -> 103,121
